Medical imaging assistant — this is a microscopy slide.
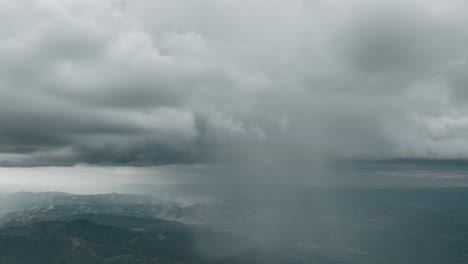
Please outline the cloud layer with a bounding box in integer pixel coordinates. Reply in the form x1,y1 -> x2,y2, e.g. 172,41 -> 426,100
2,0 -> 468,166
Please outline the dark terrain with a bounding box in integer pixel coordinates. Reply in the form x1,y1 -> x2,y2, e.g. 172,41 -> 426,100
1,186 -> 468,263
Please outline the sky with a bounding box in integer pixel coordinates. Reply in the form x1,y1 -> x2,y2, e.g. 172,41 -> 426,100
2,0 -> 468,185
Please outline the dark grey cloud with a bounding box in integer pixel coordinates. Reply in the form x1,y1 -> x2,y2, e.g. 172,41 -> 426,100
2,0 -> 468,167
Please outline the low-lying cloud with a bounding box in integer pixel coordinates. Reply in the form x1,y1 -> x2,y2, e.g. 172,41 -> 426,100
2,0 -> 468,166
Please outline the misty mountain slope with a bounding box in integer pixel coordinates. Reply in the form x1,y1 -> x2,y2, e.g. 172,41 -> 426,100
0,215 -> 263,264
3,188 -> 468,263
61,213 -> 186,231
0,192 -> 71,213
0,219 -> 140,244
0,192 -> 176,214
0,192 -> 210,227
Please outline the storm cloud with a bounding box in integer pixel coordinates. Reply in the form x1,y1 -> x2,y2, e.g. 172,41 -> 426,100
2,0 -> 468,166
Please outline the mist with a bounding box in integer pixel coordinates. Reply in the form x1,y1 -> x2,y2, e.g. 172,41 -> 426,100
2,0 -> 468,263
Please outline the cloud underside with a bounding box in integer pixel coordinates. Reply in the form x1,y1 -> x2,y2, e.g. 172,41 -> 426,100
2,0 -> 468,166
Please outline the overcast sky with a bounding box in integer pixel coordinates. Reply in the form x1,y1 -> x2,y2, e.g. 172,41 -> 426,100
2,0 -> 468,169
